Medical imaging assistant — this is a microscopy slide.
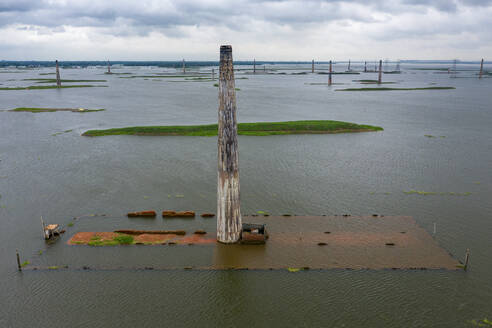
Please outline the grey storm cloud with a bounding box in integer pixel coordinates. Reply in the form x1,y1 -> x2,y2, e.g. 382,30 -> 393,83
1,0 -> 492,61
1,0 -> 491,31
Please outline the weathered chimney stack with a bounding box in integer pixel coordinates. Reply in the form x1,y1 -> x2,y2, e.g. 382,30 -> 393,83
479,58 -> 484,79
328,60 -> 333,86
378,60 -> 383,84
55,60 -> 61,87
217,45 -> 242,244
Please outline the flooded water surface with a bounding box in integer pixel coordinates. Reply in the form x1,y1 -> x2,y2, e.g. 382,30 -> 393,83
0,62 -> 491,327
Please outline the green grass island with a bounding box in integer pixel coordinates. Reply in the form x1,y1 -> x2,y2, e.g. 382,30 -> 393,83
22,78 -> 107,83
82,120 -> 383,137
353,80 -> 397,84
10,107 -> 105,113
0,85 -> 108,91
336,87 -> 455,91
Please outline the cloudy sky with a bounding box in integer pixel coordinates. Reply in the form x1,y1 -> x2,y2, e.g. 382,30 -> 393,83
0,0 -> 491,61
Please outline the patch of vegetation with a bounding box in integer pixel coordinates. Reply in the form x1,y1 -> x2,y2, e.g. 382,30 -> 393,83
88,239 -> 118,246
404,190 -> 472,196
67,222 -> 74,227
82,120 -> 383,137
168,78 -> 215,83
409,68 -> 453,71
354,79 -> 396,84
113,234 -> 134,245
52,129 -> 73,136
48,266 -> 59,270
87,234 -> 134,246
212,84 -> 240,90
104,72 -> 132,75
470,318 -> 492,327
424,134 -> 446,138
23,78 -> 107,83
119,75 -> 202,79
336,87 -> 455,91
0,85 -> 107,90
185,77 -> 212,81
317,72 -> 360,75
306,83 -> 345,86
21,261 -> 29,267
287,267 -> 309,272
11,107 -> 105,113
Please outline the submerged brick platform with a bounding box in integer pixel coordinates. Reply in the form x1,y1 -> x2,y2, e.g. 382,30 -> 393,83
68,216 -> 461,270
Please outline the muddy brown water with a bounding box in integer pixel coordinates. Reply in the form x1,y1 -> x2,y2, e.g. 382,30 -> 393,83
1,62 -> 491,327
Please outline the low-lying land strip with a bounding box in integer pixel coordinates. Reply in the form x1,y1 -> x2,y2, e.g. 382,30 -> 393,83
353,80 -> 397,84
69,231 -> 215,246
10,107 -> 105,113
336,87 -> 455,91
119,75 -> 206,79
317,72 -> 360,75
0,85 -> 107,90
82,120 -> 383,137
22,78 -> 107,83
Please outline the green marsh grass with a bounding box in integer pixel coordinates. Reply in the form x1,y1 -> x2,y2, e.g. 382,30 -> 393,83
82,120 -> 384,137
23,78 -> 107,83
0,85 -> 107,91
11,107 -> 105,113
87,234 -> 134,246
337,87 -> 455,91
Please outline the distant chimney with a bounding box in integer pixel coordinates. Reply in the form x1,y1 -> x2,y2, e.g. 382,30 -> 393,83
378,60 -> 382,84
328,60 -> 332,86
55,60 -> 61,87
479,58 -> 484,79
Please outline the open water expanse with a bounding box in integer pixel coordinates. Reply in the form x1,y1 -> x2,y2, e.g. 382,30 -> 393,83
0,62 -> 491,327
